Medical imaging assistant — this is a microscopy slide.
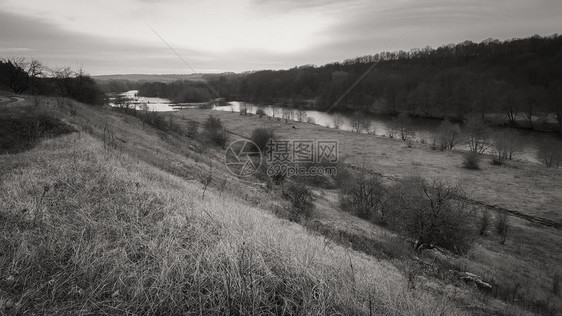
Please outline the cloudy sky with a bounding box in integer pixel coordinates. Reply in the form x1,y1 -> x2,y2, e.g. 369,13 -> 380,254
1,0 -> 560,75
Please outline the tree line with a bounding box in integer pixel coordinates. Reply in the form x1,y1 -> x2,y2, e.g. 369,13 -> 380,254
134,35 -> 562,131
0,57 -> 104,105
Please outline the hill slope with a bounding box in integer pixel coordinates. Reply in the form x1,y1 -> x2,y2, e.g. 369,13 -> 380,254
0,96 -> 474,315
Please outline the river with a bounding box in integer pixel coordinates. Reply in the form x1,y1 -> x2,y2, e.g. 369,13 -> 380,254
112,91 -> 561,164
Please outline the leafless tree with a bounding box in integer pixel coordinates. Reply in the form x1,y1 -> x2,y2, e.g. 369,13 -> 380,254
0,57 -> 44,94
382,177 -> 475,253
389,113 -> 415,141
464,115 -> 492,154
332,114 -> 345,129
492,128 -> 520,164
435,119 -> 461,150
296,110 -> 307,122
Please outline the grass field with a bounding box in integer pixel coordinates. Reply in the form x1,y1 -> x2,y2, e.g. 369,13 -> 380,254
0,95 -> 560,314
172,108 -> 562,314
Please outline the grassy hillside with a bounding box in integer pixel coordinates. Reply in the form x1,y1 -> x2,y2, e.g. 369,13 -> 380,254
0,96 -> 465,315
1,95 -> 559,314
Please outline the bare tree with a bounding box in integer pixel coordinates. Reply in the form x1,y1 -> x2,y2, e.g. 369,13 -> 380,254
382,177 -> 475,254
389,113 -> 415,141
0,57 -> 43,94
435,119 -> 461,150
492,128 -> 520,164
52,66 -> 75,97
296,110 -> 307,122
339,174 -> 384,220
464,115 -> 491,154
332,114 -> 345,129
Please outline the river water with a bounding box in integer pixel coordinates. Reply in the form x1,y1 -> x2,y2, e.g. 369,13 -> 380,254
112,91 -> 561,163
213,102 -> 561,164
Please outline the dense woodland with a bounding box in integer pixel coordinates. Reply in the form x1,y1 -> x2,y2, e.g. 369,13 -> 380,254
137,35 -> 562,130
0,57 -> 104,105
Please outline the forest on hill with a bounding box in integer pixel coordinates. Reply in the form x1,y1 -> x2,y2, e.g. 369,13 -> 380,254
137,35 -> 562,129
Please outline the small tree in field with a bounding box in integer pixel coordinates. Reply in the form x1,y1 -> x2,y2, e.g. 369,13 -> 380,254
296,110 -> 307,122
382,177 -> 475,254
436,119 -> 461,150
464,115 -> 491,154
492,128 -> 520,164
389,113 -> 415,141
332,114 -> 345,129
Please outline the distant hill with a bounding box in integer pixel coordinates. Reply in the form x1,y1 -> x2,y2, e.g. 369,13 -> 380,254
93,74 -> 205,83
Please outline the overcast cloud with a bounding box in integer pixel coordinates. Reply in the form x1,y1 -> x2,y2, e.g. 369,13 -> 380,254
0,0 -> 560,75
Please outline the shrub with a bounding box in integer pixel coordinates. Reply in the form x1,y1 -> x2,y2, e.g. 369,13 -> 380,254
204,115 -> 229,147
256,107 -> 265,117
382,177 -> 475,254
436,119 -> 461,150
204,115 -> 223,131
464,115 -> 491,154
536,139 -> 562,168
478,209 -> 491,235
210,128 -> 228,148
251,127 -> 274,152
389,113 -> 415,141
339,175 -> 384,220
186,120 -> 199,139
495,212 -> 509,244
282,182 -> 314,221
463,152 -> 481,170
492,128 -> 519,164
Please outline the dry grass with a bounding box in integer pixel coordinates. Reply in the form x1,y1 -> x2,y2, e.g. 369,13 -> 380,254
0,97 -> 471,314
174,108 -> 562,314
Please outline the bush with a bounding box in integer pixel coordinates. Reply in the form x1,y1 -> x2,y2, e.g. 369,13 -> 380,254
339,175 -> 384,220
463,152 -> 481,170
536,139 -> 562,168
492,129 -> 519,164
389,113 -> 415,141
282,182 -> 314,221
204,115 -> 223,131
204,115 -> 229,147
463,115 -> 491,154
435,119 -> 461,150
251,127 -> 274,152
478,209 -> 491,235
186,120 -> 199,139
256,107 -> 265,117
495,212 -> 509,244
382,177 -> 475,254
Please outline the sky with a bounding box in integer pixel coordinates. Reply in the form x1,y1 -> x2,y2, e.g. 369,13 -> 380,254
0,0 -> 561,75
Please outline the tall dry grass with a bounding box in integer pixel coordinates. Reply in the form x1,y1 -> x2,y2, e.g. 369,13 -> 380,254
0,133 -> 463,315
